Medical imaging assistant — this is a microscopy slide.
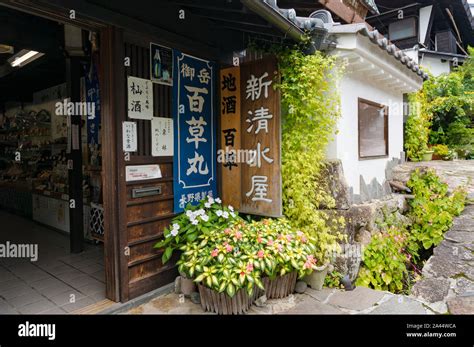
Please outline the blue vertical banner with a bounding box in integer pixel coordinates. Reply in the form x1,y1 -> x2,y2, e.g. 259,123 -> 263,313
173,51 -> 217,213
85,62 -> 101,145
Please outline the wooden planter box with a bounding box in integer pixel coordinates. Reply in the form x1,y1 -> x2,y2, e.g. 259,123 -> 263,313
197,284 -> 259,315
263,272 -> 297,299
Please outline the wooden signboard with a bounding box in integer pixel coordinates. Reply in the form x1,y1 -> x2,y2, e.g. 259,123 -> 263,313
240,56 -> 282,217
220,66 -> 241,209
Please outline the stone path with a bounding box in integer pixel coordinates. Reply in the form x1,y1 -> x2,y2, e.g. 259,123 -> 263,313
410,204 -> 474,314
392,160 -> 474,314
125,286 -> 436,315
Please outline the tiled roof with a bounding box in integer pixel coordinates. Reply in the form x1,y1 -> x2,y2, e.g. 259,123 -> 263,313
330,24 -> 429,80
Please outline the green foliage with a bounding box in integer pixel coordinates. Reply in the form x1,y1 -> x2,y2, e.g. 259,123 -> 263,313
433,144 -> 449,158
357,170 -> 467,294
275,47 -> 345,263
406,169 -> 466,254
405,92 -> 432,161
324,270 -> 343,289
423,48 -> 474,153
356,226 -> 410,293
177,219 -> 319,297
154,196 -> 242,264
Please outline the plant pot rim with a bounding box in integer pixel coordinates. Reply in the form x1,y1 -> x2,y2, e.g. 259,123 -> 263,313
313,262 -> 330,271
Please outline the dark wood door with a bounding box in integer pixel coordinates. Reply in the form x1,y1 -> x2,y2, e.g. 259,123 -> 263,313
112,35 -> 177,301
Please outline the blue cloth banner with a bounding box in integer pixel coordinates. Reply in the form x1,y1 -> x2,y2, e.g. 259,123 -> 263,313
85,62 -> 101,145
173,51 -> 217,213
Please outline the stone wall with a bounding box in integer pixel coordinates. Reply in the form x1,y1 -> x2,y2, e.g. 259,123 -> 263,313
320,159 -> 411,282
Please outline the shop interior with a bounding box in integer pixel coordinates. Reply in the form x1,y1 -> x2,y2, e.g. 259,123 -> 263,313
0,6 -> 107,314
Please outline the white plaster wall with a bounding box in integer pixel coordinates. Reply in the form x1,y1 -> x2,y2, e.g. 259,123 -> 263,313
420,55 -> 451,76
327,74 -> 404,194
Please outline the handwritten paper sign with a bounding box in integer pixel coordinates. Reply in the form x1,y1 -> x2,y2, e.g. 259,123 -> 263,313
151,117 -> 173,157
220,66 -> 241,209
173,51 -> 217,213
122,121 -> 137,152
127,76 -> 153,120
126,165 -> 162,182
240,56 -> 282,217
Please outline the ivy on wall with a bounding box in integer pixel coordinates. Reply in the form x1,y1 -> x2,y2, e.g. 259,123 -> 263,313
275,47 -> 346,263
404,92 -> 432,162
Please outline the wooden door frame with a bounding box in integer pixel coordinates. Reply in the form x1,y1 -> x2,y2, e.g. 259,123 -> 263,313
0,0 -> 123,302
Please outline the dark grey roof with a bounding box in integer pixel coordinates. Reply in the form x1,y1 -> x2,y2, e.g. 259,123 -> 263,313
330,24 -> 429,80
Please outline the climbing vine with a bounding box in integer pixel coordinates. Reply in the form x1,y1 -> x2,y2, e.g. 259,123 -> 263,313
274,46 -> 346,263
404,91 -> 432,162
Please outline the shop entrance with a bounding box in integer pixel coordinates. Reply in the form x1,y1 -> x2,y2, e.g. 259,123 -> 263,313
0,6 -> 110,313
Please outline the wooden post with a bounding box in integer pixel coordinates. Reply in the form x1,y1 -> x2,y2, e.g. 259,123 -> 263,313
66,55 -> 84,253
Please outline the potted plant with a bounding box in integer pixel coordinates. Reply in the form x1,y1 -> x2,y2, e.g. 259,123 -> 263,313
177,222 -> 268,314
154,196 -> 242,296
303,262 -> 330,291
252,219 -> 319,299
422,149 -> 434,162
433,144 -> 450,161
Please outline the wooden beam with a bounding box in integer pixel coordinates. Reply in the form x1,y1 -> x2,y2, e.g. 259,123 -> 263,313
318,0 -> 366,24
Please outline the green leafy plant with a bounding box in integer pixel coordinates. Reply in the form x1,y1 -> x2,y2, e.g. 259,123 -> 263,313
273,46 -> 346,263
405,92 -> 432,161
154,196 -> 242,264
407,169 -> 466,254
356,226 -> 410,293
433,144 -> 449,158
177,219 -> 319,297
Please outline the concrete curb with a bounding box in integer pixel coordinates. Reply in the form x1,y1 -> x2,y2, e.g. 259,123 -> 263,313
96,283 -> 174,314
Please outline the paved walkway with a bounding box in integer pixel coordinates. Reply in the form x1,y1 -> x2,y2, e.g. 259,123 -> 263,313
125,286 -> 436,315
392,160 -> 474,314
0,211 -> 108,314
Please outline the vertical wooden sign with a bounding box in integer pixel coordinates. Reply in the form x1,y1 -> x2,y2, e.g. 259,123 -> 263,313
220,67 -> 241,208
240,56 -> 282,217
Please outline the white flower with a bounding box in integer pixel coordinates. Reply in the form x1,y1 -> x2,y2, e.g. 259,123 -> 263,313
208,196 -> 215,204
201,214 -> 209,222
197,209 -> 205,216
170,228 -> 179,237
173,224 -> 180,231
215,197 -> 222,204
230,211 -> 236,218
228,205 -> 234,212
216,210 -> 223,217
186,210 -> 193,218
191,219 -> 199,225
204,202 -> 211,208
222,211 -> 229,219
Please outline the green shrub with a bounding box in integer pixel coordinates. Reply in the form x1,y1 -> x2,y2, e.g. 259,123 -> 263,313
356,226 -> 410,293
406,169 -> 466,255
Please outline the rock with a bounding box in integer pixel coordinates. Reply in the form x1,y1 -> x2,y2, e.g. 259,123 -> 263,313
254,295 -> 267,307
174,276 -> 181,294
454,277 -> 474,296
282,296 -> 345,314
369,295 -> 430,314
317,160 -> 352,210
411,278 -> 450,303
447,296 -> 474,314
444,230 -> 474,244
295,281 -> 307,294
190,291 -> 201,305
360,176 -> 370,203
355,228 -> 372,246
327,286 -> 386,311
422,255 -> 470,279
